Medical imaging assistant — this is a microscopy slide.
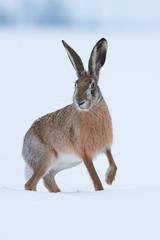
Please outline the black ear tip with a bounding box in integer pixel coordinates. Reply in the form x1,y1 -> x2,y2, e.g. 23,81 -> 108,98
100,38 -> 107,42
97,38 -> 108,49
98,38 -> 107,45
62,40 -> 67,47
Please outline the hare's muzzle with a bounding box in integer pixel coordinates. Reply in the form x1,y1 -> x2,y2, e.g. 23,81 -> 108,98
75,99 -> 86,109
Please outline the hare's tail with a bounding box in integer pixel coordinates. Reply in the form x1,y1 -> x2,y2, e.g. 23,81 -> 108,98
25,164 -> 33,180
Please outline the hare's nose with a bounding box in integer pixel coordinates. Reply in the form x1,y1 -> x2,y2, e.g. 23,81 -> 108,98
79,101 -> 85,106
76,99 -> 85,107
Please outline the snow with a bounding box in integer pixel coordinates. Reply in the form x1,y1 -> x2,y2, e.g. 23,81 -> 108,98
1,187 -> 160,240
0,26 -> 160,239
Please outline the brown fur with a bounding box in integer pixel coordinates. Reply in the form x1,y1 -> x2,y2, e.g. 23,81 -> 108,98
105,149 -> 117,185
26,98 -> 112,156
43,170 -> 60,192
22,38 -> 117,192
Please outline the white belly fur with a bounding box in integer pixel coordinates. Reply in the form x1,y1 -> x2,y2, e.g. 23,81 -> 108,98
51,153 -> 83,172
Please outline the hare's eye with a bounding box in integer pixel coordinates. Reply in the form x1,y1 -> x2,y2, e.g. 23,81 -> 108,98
91,82 -> 95,90
74,83 -> 77,94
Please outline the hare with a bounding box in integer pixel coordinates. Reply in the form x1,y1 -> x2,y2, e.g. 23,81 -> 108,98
22,38 -> 117,192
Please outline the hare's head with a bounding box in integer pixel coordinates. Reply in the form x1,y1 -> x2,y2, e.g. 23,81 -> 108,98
62,38 -> 107,110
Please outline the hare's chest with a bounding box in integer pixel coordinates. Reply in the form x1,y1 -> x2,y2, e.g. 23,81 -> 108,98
77,116 -> 112,153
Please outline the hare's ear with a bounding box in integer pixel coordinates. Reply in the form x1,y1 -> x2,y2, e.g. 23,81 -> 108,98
62,40 -> 86,78
88,38 -> 107,82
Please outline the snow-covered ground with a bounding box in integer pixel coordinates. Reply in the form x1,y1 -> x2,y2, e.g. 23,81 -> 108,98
0,27 -> 160,239
1,186 -> 160,240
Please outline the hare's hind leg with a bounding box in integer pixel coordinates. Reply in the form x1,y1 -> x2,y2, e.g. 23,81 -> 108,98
23,134 -> 57,191
25,153 -> 55,191
43,170 -> 60,193
105,149 -> 117,185
25,157 -> 51,191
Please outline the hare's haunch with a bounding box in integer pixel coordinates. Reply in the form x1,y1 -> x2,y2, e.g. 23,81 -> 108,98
22,38 -> 117,192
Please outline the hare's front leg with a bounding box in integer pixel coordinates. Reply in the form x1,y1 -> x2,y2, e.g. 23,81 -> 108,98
83,156 -> 104,191
105,149 -> 117,185
43,170 -> 60,193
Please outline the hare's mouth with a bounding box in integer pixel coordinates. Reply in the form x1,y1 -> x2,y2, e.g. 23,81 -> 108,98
74,100 -> 89,110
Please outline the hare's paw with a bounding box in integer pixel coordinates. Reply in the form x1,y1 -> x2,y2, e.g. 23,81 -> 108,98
105,166 -> 117,185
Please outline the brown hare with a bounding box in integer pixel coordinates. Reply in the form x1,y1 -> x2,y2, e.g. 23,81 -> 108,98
22,38 -> 117,192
